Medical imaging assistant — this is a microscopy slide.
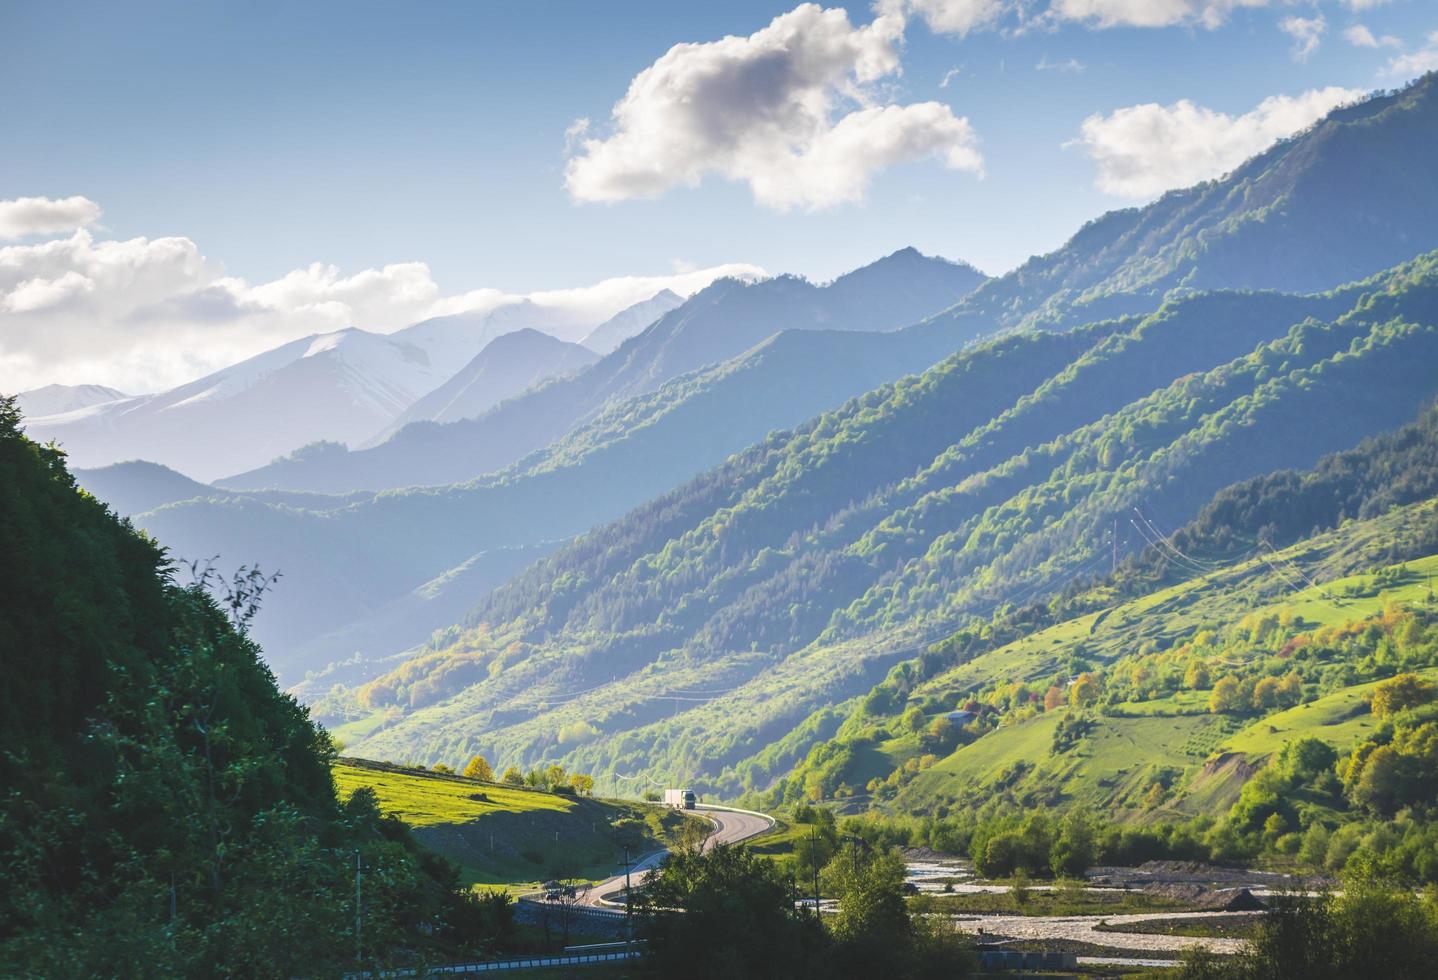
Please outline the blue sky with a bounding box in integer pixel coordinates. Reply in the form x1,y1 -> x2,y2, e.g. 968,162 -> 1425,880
2,1 -> 1436,391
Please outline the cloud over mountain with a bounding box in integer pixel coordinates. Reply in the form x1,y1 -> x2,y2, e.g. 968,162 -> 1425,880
0,217 -> 760,393
1071,85 -> 1363,198
564,3 -> 982,211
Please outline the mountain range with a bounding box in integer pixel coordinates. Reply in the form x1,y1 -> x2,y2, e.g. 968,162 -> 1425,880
45,76 -> 1438,797
221,247 -> 988,493
316,76 -> 1438,785
18,293 -> 670,481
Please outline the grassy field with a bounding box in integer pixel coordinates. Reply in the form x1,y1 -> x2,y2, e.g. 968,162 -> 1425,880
882,500 -> 1438,817
334,758 -> 693,891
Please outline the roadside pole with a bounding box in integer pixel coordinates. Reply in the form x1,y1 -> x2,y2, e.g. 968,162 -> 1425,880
354,849 -> 362,965
808,830 -> 820,921
623,845 -> 633,958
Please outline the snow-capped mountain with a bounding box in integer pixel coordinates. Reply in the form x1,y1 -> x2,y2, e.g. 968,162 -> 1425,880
18,300 -> 630,481
13,384 -> 128,418
21,327 -> 487,481
580,289 -> 684,354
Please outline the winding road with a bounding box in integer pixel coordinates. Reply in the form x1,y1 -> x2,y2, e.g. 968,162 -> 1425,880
580,804 -> 773,907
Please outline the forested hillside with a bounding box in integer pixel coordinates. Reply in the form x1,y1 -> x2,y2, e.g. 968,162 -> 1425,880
336,250 -> 1438,793
0,398 -> 492,975
774,403 -> 1438,816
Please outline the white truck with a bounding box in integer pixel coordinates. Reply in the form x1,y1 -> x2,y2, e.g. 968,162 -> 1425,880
663,788 -> 697,809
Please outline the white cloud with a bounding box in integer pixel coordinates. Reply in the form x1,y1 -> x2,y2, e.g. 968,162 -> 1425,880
1339,0 -> 1389,10
1384,31 -> 1438,79
564,4 -> 982,211
0,221 -> 762,394
1070,85 -> 1363,198
1343,24 -> 1400,49
0,196 -> 102,240
940,66 -> 963,88
1036,55 -> 1086,73
1280,15 -> 1326,62
883,0 -> 1009,36
1047,0 -> 1269,30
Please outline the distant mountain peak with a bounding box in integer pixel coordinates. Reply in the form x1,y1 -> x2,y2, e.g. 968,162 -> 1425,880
13,383 -> 129,420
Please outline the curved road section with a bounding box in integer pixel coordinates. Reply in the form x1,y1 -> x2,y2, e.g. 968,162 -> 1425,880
582,804 -> 773,907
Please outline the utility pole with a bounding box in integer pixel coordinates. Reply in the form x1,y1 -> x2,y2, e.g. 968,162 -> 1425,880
809,829 -> 820,921
354,849 -> 362,964
623,845 -> 633,952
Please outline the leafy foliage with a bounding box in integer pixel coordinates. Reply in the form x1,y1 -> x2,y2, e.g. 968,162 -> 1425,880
0,398 -> 487,974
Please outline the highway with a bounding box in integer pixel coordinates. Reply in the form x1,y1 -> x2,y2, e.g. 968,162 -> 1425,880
580,804 -> 773,907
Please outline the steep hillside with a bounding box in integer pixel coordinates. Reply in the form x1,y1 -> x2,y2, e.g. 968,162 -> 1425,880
337,252 -> 1438,786
222,248 -> 987,493
72,460 -> 212,516
763,403 -> 1438,819
0,396 -> 476,975
939,72 -> 1438,335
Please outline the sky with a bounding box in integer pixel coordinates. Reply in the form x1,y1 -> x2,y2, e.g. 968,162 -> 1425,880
2,0 -> 1436,394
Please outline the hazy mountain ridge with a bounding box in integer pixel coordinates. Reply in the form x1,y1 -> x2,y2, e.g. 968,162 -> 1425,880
221,248 -> 988,493
365,328 -> 600,445
580,288 -> 685,354
20,297 -> 620,482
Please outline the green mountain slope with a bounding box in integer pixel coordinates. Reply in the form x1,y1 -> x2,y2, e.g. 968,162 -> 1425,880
338,251 -> 1438,790
768,403 -> 1438,818
110,78 -> 1438,694
940,72 -> 1438,334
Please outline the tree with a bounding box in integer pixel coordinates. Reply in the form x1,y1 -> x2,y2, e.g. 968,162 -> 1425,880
1252,676 -> 1282,710
432,762 -> 454,774
569,773 -> 594,796
1069,673 -> 1101,708
501,766 -> 525,786
1371,673 -> 1437,717
638,844 -> 827,980
1210,675 -> 1247,714
463,754 -> 495,781
1184,661 -> 1212,690
827,848 -> 912,976
1050,809 -> 1096,877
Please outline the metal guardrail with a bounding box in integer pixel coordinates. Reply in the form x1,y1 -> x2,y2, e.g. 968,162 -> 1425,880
428,949 -> 641,973
349,948 -> 643,977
